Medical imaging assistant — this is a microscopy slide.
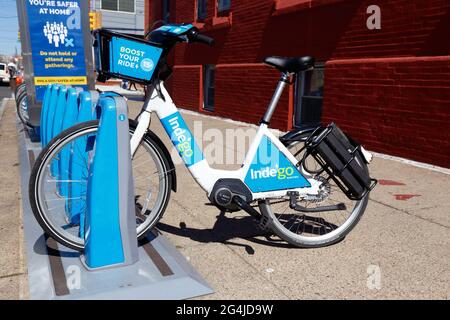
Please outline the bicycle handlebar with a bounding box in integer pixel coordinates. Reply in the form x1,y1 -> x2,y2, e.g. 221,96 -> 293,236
187,29 -> 215,46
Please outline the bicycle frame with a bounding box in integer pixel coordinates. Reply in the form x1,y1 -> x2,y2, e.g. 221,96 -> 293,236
130,81 -> 321,200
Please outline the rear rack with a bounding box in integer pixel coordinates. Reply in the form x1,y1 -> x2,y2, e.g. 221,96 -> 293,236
303,123 -> 377,200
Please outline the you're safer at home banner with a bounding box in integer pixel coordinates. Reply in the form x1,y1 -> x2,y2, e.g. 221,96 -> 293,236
26,0 -> 89,100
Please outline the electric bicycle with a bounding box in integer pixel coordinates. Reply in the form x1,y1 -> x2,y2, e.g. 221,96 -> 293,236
29,24 -> 377,251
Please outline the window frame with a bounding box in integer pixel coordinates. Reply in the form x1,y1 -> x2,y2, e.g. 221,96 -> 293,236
294,62 -> 325,128
197,0 -> 207,21
162,0 -> 170,24
203,64 -> 216,112
217,0 -> 231,13
101,0 -> 136,14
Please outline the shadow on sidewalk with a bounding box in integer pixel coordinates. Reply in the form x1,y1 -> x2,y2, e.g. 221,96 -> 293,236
157,210 -> 296,255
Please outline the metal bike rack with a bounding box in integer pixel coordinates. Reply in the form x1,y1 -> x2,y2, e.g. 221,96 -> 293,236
19,91 -> 213,299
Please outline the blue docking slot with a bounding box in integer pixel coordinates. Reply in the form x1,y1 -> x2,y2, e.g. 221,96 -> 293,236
84,95 -> 138,269
50,86 -> 68,179
44,84 -> 61,148
58,88 -> 79,212
40,85 -> 53,147
67,90 -> 119,230
67,91 -> 98,228
38,84 -> 138,268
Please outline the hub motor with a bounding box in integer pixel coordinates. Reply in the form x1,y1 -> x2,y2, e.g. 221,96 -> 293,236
209,179 -> 253,212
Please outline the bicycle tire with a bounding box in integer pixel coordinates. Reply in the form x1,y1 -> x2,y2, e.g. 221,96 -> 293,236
258,135 -> 370,248
16,92 -> 34,128
29,119 -> 173,251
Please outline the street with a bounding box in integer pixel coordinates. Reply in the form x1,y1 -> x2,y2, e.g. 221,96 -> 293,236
0,84 -> 12,100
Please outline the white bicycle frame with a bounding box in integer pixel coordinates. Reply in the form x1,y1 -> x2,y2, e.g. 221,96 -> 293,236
130,79 -> 321,200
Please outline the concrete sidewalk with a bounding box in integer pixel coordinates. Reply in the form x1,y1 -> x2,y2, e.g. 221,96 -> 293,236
0,99 -> 28,299
1,98 -> 449,299
127,101 -> 450,299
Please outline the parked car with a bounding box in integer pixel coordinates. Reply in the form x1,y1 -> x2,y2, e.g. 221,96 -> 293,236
0,63 -> 10,84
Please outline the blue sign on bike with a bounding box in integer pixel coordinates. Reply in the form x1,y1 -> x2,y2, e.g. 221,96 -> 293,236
25,0 -> 88,101
109,37 -> 163,82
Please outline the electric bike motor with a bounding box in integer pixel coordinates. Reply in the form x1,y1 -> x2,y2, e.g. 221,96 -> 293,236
209,179 -> 253,212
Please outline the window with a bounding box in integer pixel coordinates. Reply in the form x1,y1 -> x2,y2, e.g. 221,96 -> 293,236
203,65 -> 215,111
197,0 -> 207,20
294,64 -> 324,128
162,0 -> 170,24
218,0 -> 231,12
101,0 -> 135,13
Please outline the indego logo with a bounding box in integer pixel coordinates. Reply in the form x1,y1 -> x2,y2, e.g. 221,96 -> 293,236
250,165 -> 295,180
167,116 -> 193,158
161,112 -> 204,167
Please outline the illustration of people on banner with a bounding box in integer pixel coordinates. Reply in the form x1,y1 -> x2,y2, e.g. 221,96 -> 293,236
26,0 -> 88,100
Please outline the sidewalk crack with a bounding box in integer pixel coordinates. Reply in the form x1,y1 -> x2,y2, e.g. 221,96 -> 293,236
0,272 -> 26,280
370,199 -> 450,230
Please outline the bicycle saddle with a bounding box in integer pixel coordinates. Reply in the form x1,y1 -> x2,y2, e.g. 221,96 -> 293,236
263,56 -> 315,73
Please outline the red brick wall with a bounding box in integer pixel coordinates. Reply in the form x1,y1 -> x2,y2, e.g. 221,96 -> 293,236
214,64 -> 292,129
172,65 -> 202,111
323,56 -> 450,168
145,0 -> 161,33
171,64 -> 293,129
145,0 -> 450,167
330,0 -> 450,59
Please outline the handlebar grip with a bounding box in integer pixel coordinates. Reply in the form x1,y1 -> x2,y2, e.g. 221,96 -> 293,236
192,32 -> 215,46
196,33 -> 215,46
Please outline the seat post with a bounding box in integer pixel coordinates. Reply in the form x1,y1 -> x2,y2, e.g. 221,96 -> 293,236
261,72 -> 290,125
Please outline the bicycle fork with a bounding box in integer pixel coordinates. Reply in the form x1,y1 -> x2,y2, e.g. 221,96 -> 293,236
130,110 -> 151,157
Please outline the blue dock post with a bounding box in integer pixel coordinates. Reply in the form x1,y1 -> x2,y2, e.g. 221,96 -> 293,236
84,96 -> 138,269
52,85 -> 68,139
67,91 -> 99,228
50,86 -> 67,179
40,85 -> 53,147
44,84 -> 61,148
58,87 -> 80,202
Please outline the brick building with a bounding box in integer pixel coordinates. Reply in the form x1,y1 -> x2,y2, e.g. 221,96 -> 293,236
145,0 -> 450,168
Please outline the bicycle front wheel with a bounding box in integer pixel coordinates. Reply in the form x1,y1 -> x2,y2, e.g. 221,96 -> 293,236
29,120 -> 173,251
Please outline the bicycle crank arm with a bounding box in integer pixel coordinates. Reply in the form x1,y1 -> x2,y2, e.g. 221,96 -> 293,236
290,203 -> 347,213
232,196 -> 261,219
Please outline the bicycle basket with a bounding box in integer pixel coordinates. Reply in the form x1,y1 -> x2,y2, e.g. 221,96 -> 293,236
304,123 -> 377,200
93,29 -> 164,84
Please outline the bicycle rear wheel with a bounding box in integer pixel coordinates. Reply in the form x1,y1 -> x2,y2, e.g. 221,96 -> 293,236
258,137 -> 369,248
16,92 -> 34,128
29,120 -> 173,251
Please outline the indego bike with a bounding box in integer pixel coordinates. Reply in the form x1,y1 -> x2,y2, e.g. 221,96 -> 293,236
29,24 -> 377,251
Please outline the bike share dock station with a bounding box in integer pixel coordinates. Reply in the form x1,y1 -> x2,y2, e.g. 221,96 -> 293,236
19,86 -> 213,300
16,0 -> 213,300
